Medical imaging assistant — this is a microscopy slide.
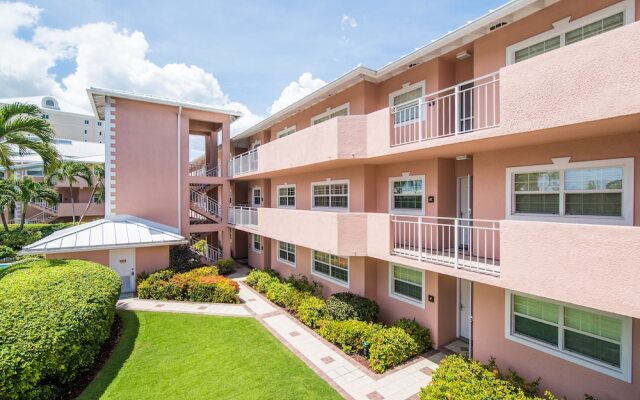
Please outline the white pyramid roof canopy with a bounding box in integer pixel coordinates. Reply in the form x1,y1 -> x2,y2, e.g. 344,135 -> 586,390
19,215 -> 187,255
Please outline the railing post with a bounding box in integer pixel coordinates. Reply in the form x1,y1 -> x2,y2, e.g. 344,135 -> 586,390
417,217 -> 423,261
454,218 -> 459,269
454,85 -> 460,135
418,99 -> 423,142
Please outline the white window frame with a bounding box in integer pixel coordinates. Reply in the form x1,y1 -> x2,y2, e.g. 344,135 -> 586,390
277,241 -> 296,267
506,0 -> 634,65
276,126 -> 296,139
504,290 -> 632,382
389,175 -> 425,216
310,179 -> 350,212
276,184 -> 296,209
311,250 -> 349,288
251,140 -> 262,150
388,81 -> 426,127
251,186 -> 262,208
252,234 -> 262,253
388,263 -> 425,308
505,157 -> 633,226
310,103 -> 350,126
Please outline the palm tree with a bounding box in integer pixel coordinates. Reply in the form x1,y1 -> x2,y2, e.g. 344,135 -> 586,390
0,103 -> 60,176
14,177 -> 58,230
0,179 -> 17,231
46,161 -> 93,223
79,163 -> 104,223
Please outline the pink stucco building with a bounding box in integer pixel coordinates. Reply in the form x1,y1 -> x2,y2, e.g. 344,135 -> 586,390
20,0 -> 640,397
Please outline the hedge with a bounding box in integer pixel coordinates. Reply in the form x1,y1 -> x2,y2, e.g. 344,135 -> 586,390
392,318 -> 431,354
0,259 -> 121,400
420,355 -> 559,400
326,292 -> 379,322
297,296 -> 330,328
137,267 -> 240,303
0,223 -> 75,251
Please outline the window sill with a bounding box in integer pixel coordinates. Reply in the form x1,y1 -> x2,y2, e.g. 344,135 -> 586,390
277,258 -> 296,268
311,271 -> 349,289
389,292 -> 425,309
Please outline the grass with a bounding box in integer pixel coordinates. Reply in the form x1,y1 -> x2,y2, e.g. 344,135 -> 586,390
78,311 -> 342,400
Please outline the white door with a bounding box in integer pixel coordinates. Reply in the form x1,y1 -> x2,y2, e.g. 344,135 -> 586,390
458,279 -> 472,340
457,175 -> 473,250
109,248 -> 136,294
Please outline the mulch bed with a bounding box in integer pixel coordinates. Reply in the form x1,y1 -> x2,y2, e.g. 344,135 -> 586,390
58,314 -> 123,400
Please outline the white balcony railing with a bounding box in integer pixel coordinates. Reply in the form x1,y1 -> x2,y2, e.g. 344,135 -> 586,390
228,206 -> 258,228
190,238 -> 223,263
392,215 -> 500,276
228,149 -> 258,177
190,189 -> 221,218
26,211 -> 57,224
31,201 -> 58,213
391,72 -> 500,146
188,162 -> 219,177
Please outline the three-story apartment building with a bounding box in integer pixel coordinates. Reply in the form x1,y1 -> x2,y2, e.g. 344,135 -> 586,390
226,0 -> 640,398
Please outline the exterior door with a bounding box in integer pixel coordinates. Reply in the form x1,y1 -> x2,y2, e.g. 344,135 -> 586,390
458,279 -> 472,340
457,175 -> 473,250
109,248 -> 136,294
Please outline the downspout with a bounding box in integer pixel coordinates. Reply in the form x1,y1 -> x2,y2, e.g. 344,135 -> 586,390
177,106 -> 182,231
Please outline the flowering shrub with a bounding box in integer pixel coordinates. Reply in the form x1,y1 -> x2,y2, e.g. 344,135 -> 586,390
137,267 -> 239,303
317,320 -> 383,353
368,327 -> 419,373
392,318 -> 431,354
297,296 -> 330,328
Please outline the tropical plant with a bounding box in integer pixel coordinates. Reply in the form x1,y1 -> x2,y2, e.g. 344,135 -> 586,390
14,177 -> 58,230
0,102 -> 60,176
46,161 -> 93,222
79,163 -> 104,222
0,179 -> 17,231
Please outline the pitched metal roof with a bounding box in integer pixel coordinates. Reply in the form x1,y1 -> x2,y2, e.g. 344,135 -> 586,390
19,215 -> 187,255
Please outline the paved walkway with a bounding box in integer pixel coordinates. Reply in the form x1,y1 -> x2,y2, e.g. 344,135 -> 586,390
117,278 -> 445,400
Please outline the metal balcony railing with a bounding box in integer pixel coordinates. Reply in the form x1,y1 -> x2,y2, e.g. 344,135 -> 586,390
188,162 -> 219,177
228,206 -> 258,228
228,149 -> 258,177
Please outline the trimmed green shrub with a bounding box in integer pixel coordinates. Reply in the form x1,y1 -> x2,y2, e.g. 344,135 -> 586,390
420,355 -> 559,400
266,281 -> 309,311
188,276 -> 240,303
183,265 -> 219,278
245,268 -> 280,288
255,273 -> 280,293
326,292 -> 379,322
285,274 -> 322,297
392,318 -> 431,354
0,259 -> 121,400
368,327 -> 419,373
297,296 -> 331,328
318,319 -> 384,353
137,268 -> 239,303
138,278 -> 183,300
0,223 -> 75,251
215,258 -> 235,275
0,245 -> 16,259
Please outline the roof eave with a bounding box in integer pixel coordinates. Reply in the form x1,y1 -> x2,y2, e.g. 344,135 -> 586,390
19,239 -> 189,256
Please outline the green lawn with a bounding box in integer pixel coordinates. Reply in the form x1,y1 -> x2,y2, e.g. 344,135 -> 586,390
79,311 -> 342,400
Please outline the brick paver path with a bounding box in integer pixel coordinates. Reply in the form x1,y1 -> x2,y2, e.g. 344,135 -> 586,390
117,278 -> 445,400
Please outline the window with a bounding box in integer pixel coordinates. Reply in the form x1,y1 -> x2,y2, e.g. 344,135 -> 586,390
312,250 -> 349,286
44,99 -> 55,107
251,140 -> 261,149
252,234 -> 262,253
276,126 -> 296,139
277,241 -> 296,266
26,168 -> 44,177
311,103 -> 349,125
84,120 -> 90,124
84,130 -> 87,134
277,184 -> 295,208
389,82 -> 424,125
42,114 -> 49,119
507,158 -> 633,225
506,291 -> 631,381
389,264 -> 424,306
252,187 -> 261,207
91,194 -> 99,203
507,2 -> 632,64
390,175 -> 424,214
97,121 -> 102,126
311,180 -> 349,210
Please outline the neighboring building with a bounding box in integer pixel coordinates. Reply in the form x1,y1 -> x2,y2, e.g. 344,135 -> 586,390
0,95 -> 105,143
19,0 -> 640,398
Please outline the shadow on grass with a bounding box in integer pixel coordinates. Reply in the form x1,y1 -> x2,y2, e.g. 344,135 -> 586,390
76,310 -> 140,400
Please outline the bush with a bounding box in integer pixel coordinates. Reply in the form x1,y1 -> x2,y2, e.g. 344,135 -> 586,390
266,281 -> 309,311
318,319 -> 383,354
183,266 -> 219,278
420,355 -> 562,400
255,273 -> 280,293
392,318 -> 431,354
169,245 -> 201,271
0,259 -> 121,400
0,223 -> 75,251
245,268 -> 279,288
297,296 -> 331,328
215,258 -> 235,275
368,327 -> 419,373
0,245 -> 16,260
188,276 -> 240,303
285,274 -> 322,297
138,278 -> 183,300
326,292 -> 379,322
137,268 -> 239,303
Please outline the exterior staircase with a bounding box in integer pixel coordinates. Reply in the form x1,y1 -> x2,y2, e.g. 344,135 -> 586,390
189,188 -> 222,223
25,201 -> 58,224
189,237 -> 223,264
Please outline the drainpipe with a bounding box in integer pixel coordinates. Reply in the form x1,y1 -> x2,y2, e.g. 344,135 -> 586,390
177,106 -> 183,232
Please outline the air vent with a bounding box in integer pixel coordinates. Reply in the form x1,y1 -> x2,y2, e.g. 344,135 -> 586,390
489,22 -> 507,31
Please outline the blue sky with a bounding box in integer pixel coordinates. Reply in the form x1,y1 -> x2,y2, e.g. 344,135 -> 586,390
1,0 -> 505,131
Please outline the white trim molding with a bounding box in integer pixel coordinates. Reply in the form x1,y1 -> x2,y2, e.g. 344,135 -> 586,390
506,0 -> 635,64
388,80 -> 426,108
310,179 -> 350,212
388,263 -> 425,308
504,290 -> 632,382
389,174 -> 426,216
505,157 -> 634,226
310,103 -> 350,126
276,126 -> 296,139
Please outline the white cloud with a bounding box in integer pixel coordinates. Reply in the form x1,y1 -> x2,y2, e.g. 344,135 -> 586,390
268,72 -> 326,114
341,15 -> 358,29
0,2 -> 264,134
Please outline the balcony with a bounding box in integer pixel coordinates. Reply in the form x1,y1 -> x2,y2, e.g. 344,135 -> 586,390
391,215 -> 500,276
228,206 -> 258,229
188,162 -> 219,177
228,149 -> 258,177
390,72 -> 500,147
